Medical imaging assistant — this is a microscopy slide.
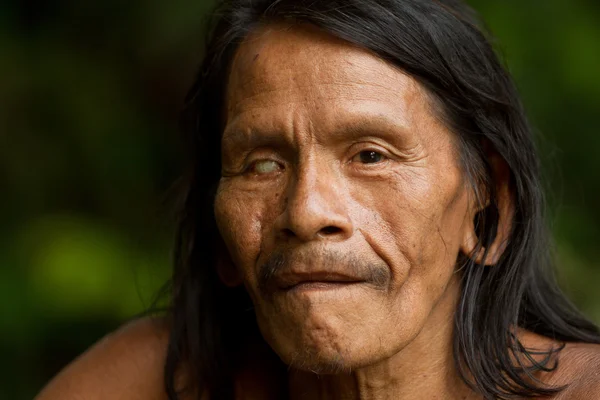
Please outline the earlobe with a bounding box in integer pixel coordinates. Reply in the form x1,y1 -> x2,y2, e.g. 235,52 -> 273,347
460,215 -> 481,263
460,204 -> 510,266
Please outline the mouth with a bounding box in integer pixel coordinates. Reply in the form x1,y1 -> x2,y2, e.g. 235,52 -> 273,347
284,280 -> 365,292
277,272 -> 366,291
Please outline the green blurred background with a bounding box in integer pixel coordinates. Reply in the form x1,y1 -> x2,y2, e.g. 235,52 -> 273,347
1,1 -> 599,398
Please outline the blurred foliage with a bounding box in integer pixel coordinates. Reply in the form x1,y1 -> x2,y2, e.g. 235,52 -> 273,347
0,0 -> 599,399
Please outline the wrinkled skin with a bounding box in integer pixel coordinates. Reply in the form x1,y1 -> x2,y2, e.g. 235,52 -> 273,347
214,24 -> 483,398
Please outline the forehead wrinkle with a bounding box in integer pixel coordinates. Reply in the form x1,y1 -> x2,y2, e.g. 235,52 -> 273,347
228,80 -> 418,121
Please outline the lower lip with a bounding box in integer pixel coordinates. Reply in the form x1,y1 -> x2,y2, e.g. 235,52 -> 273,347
285,281 -> 364,292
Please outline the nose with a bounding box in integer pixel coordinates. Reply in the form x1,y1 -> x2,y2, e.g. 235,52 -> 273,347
275,163 -> 354,242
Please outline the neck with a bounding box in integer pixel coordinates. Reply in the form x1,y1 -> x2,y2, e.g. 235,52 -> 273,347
286,277 -> 478,400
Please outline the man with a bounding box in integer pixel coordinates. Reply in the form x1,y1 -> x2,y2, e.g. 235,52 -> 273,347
37,0 -> 600,399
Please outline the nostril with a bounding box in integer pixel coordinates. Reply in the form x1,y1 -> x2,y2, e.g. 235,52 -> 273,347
320,226 -> 343,235
282,228 -> 296,238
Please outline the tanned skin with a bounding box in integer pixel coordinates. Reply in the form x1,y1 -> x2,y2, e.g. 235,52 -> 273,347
36,25 -> 600,400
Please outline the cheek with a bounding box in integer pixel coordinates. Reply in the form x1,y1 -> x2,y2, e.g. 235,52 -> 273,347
357,164 -> 467,291
214,181 -> 284,279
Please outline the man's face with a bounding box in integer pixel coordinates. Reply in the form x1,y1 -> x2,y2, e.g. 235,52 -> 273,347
214,24 -> 474,372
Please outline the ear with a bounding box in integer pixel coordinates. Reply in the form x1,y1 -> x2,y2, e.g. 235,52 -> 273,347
460,142 -> 514,266
216,239 -> 243,287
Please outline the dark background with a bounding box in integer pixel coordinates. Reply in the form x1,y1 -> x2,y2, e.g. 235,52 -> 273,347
1,1 -> 599,398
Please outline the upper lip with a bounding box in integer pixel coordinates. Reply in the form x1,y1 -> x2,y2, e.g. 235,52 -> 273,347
275,271 -> 365,290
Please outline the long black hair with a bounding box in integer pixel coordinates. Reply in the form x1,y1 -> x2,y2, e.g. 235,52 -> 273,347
161,1 -> 600,399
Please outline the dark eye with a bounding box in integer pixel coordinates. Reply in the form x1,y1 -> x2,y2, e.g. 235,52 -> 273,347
354,150 -> 385,164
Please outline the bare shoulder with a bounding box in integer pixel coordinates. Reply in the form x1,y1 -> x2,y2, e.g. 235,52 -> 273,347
35,317 -> 172,400
517,330 -> 600,398
552,342 -> 600,399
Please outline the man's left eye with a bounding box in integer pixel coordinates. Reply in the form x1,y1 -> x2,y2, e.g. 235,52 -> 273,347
353,150 -> 386,164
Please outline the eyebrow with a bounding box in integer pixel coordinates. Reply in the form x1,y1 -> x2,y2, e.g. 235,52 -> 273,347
327,112 -> 413,145
221,124 -> 290,154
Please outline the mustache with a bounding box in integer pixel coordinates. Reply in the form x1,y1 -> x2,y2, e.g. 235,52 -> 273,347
257,248 -> 390,295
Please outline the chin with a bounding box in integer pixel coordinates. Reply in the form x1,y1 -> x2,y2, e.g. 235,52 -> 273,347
287,351 -> 353,375
261,312 -> 379,374
253,286 -> 415,374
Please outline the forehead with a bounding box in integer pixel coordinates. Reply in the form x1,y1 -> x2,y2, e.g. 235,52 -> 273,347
225,23 -> 425,121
